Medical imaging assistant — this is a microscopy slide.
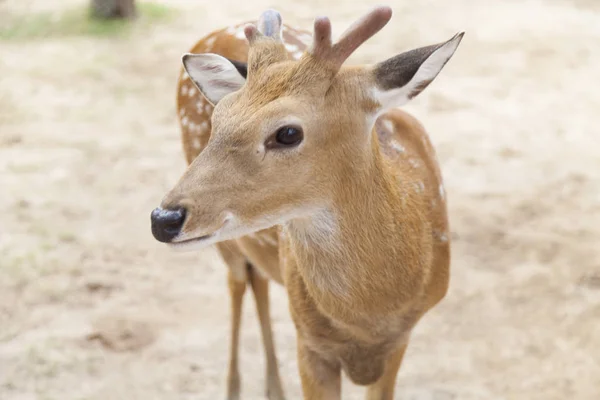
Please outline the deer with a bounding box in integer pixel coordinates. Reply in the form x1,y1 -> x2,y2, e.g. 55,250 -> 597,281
151,5 -> 463,400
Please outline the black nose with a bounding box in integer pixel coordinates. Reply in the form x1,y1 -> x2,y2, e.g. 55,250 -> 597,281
151,207 -> 186,243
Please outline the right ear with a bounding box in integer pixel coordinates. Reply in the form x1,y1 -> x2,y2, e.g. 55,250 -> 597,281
371,32 -> 464,111
182,53 -> 247,105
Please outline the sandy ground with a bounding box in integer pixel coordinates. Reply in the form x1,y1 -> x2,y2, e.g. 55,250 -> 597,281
1,0 -> 599,399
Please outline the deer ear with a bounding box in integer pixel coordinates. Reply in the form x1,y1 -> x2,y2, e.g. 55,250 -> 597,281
182,53 -> 247,105
372,32 -> 464,111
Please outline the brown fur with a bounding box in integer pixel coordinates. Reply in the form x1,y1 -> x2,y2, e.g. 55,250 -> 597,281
170,15 -> 451,400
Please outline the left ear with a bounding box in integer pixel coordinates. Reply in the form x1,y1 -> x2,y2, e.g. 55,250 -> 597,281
182,53 -> 247,106
372,32 -> 464,111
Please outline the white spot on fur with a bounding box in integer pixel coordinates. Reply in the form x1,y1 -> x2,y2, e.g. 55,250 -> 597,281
181,116 -> 189,127
235,29 -> 246,40
200,121 -> 209,133
196,101 -> 204,114
285,43 -> 299,53
180,85 -> 189,96
414,181 -> 425,193
179,108 -> 186,117
433,230 -> 448,243
204,36 -> 216,48
187,85 -> 197,97
225,26 -> 237,35
180,70 -> 189,80
409,159 -> 421,169
439,184 -> 445,201
390,140 -> 405,153
383,119 -> 394,132
192,122 -> 203,133
204,103 -> 212,114
192,137 -> 201,149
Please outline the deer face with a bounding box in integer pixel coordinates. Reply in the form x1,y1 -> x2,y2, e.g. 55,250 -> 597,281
151,7 -> 463,250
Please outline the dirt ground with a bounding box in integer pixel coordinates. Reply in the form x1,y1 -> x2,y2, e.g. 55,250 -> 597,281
1,0 -> 599,399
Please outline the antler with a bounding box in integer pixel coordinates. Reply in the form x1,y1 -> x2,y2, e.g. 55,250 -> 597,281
310,6 -> 393,68
244,9 -> 283,44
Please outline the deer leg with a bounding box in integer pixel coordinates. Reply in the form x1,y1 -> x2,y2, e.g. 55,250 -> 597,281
364,344 -> 408,400
248,264 -> 286,400
225,268 -> 247,400
297,339 -> 341,400
217,242 -> 249,400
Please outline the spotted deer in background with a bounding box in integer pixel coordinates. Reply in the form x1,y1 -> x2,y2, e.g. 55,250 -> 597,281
151,5 -> 463,400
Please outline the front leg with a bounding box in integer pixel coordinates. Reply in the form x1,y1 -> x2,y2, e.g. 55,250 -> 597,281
297,338 -> 341,400
217,242 -> 248,400
248,266 -> 286,400
225,267 -> 246,400
365,344 -> 407,400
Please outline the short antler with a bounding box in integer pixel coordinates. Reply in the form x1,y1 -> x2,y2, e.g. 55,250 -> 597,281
310,6 -> 393,68
245,9 -> 283,43
310,16 -> 333,58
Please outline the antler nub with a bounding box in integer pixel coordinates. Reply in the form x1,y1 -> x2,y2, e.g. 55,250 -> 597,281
310,16 -> 333,57
245,9 -> 283,44
258,9 -> 283,40
244,24 -> 260,43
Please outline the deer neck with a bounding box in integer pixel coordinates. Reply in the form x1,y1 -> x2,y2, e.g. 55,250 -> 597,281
284,132 -> 428,316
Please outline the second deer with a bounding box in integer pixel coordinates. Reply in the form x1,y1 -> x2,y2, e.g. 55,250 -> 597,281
151,6 -> 463,400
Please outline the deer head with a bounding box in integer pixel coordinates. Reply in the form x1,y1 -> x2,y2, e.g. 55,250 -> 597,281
151,6 -> 463,249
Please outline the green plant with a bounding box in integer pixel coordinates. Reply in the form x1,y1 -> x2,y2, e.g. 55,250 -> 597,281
0,2 -> 176,40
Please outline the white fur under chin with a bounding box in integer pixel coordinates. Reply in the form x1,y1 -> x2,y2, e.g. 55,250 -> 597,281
284,209 -> 338,251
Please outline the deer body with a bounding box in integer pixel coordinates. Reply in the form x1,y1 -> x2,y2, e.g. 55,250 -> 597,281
281,105 -> 451,390
156,7 -> 462,399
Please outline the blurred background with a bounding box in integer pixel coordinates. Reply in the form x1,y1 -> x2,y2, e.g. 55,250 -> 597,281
1,0 -> 599,399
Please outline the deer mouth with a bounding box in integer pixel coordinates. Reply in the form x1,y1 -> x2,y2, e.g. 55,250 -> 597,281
167,231 -> 218,251
167,213 -> 233,251
173,232 -> 214,244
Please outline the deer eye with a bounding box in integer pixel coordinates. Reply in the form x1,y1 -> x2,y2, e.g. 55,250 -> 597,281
265,126 -> 304,149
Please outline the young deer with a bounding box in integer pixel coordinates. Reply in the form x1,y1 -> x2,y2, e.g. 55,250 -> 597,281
151,6 -> 463,400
